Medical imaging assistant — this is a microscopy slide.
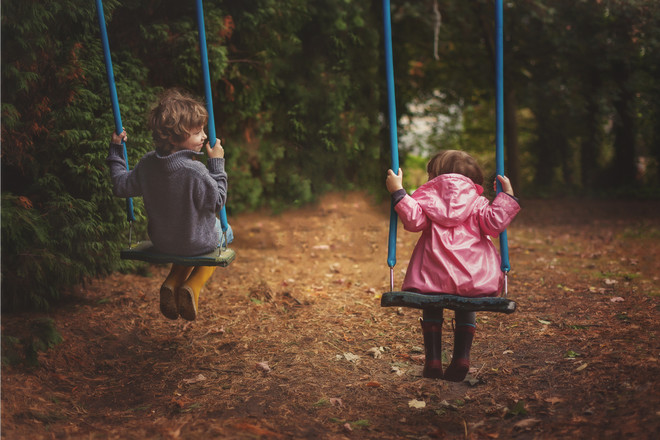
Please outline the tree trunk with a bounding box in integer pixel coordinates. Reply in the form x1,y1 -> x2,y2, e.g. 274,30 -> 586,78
580,70 -> 602,190
611,61 -> 637,188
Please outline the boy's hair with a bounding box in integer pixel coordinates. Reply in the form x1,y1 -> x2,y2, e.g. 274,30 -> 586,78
149,89 -> 208,156
427,150 -> 484,185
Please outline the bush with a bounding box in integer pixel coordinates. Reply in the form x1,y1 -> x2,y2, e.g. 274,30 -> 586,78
1,0 -> 388,311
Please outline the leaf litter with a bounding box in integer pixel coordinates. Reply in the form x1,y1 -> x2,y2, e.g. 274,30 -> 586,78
2,195 -> 659,439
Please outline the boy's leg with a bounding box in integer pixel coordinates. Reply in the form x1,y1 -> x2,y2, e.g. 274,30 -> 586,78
160,264 -> 193,320
177,266 -> 216,321
421,308 -> 444,379
444,310 -> 476,382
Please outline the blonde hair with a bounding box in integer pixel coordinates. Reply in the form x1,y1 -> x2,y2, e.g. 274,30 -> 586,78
148,89 -> 208,156
426,150 -> 484,185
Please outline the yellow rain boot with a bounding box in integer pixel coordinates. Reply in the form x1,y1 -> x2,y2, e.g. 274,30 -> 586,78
160,264 -> 193,320
177,266 -> 216,321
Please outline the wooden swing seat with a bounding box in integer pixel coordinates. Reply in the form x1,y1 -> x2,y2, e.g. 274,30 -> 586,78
381,291 -> 516,314
120,241 -> 235,267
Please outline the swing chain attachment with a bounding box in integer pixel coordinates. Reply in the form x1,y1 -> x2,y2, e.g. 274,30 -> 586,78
503,270 -> 509,298
128,221 -> 134,249
389,266 -> 395,292
222,230 -> 228,252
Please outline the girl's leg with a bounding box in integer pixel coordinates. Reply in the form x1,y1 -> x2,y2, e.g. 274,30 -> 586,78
444,310 -> 476,382
160,264 -> 193,319
420,308 -> 444,379
177,266 -> 216,321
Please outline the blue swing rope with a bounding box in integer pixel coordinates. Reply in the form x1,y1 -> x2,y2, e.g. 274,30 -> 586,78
195,0 -> 230,239
383,0 -> 511,291
494,0 -> 510,276
96,0 -> 229,245
382,0 -> 399,290
95,0 -> 135,227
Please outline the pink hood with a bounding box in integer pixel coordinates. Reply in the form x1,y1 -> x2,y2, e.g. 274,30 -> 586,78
394,174 -> 520,297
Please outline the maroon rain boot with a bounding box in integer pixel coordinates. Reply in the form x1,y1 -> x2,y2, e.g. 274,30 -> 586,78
443,324 -> 475,382
420,319 -> 443,379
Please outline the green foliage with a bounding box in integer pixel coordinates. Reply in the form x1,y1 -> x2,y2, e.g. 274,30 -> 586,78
1,318 -> 63,368
390,0 -> 660,196
4,0 -> 659,312
1,0 -> 155,311
1,0 -> 387,311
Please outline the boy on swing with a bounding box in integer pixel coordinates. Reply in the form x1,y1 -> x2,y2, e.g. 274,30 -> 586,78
107,88 -> 232,321
386,150 -> 520,381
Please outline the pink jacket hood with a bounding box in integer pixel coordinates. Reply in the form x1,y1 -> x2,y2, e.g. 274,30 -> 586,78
413,174 -> 485,227
394,173 -> 520,297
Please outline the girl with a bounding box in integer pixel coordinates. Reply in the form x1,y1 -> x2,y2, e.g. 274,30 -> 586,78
108,89 -> 232,321
386,150 -> 520,381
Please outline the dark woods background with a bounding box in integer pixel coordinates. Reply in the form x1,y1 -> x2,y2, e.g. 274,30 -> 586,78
2,0 -> 659,310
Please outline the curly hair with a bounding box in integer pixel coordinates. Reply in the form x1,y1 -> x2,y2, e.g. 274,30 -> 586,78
426,150 -> 484,185
148,89 -> 208,156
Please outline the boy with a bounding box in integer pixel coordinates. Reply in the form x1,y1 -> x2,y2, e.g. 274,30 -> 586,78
107,88 -> 230,321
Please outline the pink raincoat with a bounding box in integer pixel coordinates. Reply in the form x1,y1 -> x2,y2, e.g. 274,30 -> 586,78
395,173 -> 520,297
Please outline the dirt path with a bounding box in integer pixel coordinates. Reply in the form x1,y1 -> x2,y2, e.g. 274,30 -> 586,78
2,193 -> 660,439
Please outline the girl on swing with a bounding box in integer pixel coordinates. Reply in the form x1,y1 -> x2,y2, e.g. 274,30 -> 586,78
386,150 -> 520,381
107,88 -> 232,321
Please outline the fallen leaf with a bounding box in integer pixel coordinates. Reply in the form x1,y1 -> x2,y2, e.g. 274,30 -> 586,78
408,399 -> 426,409
343,352 -> 360,363
514,418 -> 541,429
545,397 -> 563,405
233,422 -> 283,439
610,297 -> 625,303
182,374 -> 206,385
366,381 -> 381,387
256,362 -> 271,373
575,363 -> 588,372
343,423 -> 353,432
367,347 -> 382,359
411,354 -> 425,363
508,400 -> 528,416
329,398 -> 343,407
201,327 -> 225,337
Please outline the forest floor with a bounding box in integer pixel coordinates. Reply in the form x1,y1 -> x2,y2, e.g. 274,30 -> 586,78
2,192 -> 660,439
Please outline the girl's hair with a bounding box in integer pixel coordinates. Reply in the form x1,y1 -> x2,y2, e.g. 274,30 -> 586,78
148,89 -> 208,156
427,150 -> 484,185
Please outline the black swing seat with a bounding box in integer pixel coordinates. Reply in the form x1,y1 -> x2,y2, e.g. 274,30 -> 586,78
120,241 -> 235,267
381,291 -> 516,314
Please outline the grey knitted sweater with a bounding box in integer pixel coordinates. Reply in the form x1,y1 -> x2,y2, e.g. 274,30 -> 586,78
107,144 -> 227,256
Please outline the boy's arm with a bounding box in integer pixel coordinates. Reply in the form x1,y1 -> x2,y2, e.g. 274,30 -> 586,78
106,134 -> 143,198
206,156 -> 228,211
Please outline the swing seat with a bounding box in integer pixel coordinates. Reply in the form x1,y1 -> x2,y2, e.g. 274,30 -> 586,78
381,291 -> 516,314
120,241 -> 235,267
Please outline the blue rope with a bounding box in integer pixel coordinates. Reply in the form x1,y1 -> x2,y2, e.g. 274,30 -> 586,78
95,0 -> 135,222
495,0 -> 510,273
383,0 -> 399,269
196,0 -> 229,232
383,0 -> 511,277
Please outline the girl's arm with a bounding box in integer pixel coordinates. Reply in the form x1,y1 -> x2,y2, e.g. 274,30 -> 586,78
386,168 -> 430,231
477,177 -> 520,236
395,196 -> 431,232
